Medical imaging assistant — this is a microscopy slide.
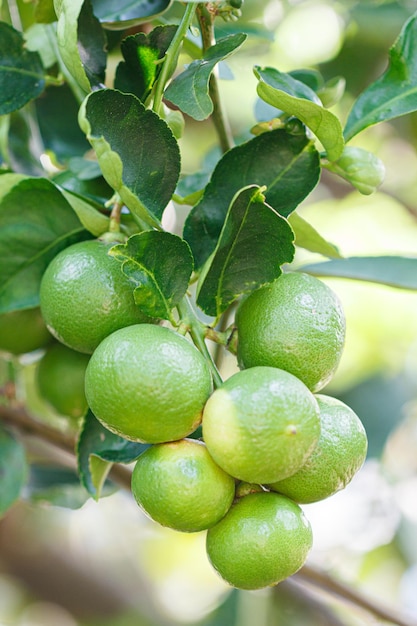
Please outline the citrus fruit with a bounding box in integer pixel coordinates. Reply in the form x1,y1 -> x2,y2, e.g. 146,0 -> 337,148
206,491 -> 313,590
85,324 -> 213,443
39,239 -> 153,354
36,342 -> 90,419
131,439 -> 236,532
268,394 -> 368,503
202,366 -> 320,484
0,307 -> 52,356
235,272 -> 346,392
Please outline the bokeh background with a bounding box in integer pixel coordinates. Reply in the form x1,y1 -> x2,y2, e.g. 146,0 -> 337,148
2,0 -> 417,624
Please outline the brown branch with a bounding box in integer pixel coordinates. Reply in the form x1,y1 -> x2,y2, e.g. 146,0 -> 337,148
1,404 -> 416,626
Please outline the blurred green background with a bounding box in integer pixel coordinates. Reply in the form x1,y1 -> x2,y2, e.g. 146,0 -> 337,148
2,0 -> 417,624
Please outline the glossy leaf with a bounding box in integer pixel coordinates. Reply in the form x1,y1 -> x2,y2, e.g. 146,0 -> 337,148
344,12 -> 417,141
165,33 -> 247,120
78,411 -> 147,499
79,89 -> 181,226
288,212 -> 342,259
115,25 -> 177,102
58,186 -> 110,236
54,0 -> 106,93
0,426 -> 28,517
255,66 -> 344,161
90,0 -> 173,30
183,128 -> 319,270
302,256 -> 417,290
0,23 -> 45,115
109,231 -> 193,320
197,186 -> 295,319
0,175 -> 91,314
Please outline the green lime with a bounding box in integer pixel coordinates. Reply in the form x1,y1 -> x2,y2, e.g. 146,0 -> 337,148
131,439 -> 236,532
268,394 -> 368,503
39,239 -> 153,354
236,272 -> 346,391
85,324 -> 213,443
36,342 -> 90,419
202,366 -> 320,484
0,307 -> 52,356
206,491 -> 313,590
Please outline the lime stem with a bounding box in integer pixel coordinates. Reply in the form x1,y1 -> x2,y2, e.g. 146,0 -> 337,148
152,2 -> 197,114
176,296 -> 223,389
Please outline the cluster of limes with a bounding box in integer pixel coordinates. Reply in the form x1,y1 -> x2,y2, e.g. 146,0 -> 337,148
0,239 -> 368,590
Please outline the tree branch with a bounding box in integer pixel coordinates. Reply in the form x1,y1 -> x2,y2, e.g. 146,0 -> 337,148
0,404 -> 416,626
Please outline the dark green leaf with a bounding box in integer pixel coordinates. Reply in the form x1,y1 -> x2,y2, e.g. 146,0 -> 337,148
115,25 -> 177,102
109,231 -> 193,320
78,410 -> 148,499
90,0 -> 173,30
197,186 -> 295,319
58,186 -> 110,236
255,66 -> 344,161
344,12 -> 417,141
0,175 -> 91,314
77,0 -> 107,88
0,426 -> 28,517
302,256 -> 417,290
164,33 -> 247,120
26,465 -> 90,509
183,128 -> 320,270
79,89 -> 181,226
288,212 -> 342,259
0,23 -> 45,115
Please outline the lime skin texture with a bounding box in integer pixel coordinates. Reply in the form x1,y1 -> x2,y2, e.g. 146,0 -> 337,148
85,324 -> 213,443
202,366 -> 320,484
236,271 -> 346,392
269,394 -> 368,503
36,342 -> 90,419
0,307 -> 52,356
39,239 -> 152,354
206,491 -> 313,590
131,439 -> 236,533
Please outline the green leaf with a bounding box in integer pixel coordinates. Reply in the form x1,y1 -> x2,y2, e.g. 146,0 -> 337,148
197,185 -> 295,319
26,465 -> 90,510
0,425 -> 28,517
344,12 -> 417,141
58,186 -> 110,236
288,212 -> 342,259
79,89 -> 181,226
54,0 -> 106,93
0,23 -> 45,115
255,66 -> 344,161
324,146 -> 385,195
77,410 -> 148,499
0,175 -> 91,314
164,33 -> 247,120
109,231 -> 193,321
183,128 -> 319,270
90,0 -> 173,30
34,0 -> 58,23
115,25 -> 177,103
302,256 -> 417,290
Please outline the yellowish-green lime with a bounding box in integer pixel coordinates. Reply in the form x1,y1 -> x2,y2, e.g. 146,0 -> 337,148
131,439 -> 236,532
236,272 -> 346,392
268,394 -> 368,503
0,307 -> 52,356
85,324 -> 213,443
36,342 -> 90,419
206,491 -> 313,590
40,239 -> 153,354
202,366 -> 320,484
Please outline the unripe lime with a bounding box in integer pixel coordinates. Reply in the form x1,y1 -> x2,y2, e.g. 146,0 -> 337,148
0,307 -> 52,356
206,491 -> 313,590
268,394 -> 368,503
85,324 -> 213,443
236,272 -> 346,392
36,343 -> 90,419
131,439 -> 235,532
39,239 -> 153,354
202,366 -> 320,484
